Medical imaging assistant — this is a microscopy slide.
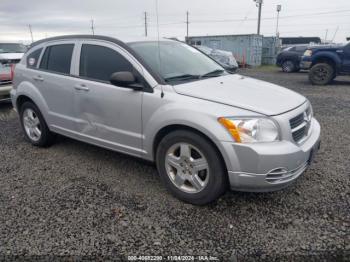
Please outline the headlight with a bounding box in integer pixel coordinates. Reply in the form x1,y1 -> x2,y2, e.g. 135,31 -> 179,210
303,50 -> 312,57
218,117 -> 279,143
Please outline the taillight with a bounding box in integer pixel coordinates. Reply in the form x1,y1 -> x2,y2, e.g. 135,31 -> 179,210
10,64 -> 15,81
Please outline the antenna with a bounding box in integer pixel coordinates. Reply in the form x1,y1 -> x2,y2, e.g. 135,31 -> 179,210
91,18 -> 95,35
155,0 -> 164,98
186,11 -> 189,43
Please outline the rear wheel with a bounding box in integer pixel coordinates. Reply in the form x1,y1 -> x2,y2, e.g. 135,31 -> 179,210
20,101 -> 55,147
156,130 -> 227,205
281,60 -> 296,73
309,63 -> 335,85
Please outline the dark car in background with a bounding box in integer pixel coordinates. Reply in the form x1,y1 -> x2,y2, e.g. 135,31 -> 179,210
300,42 -> 350,85
276,45 -> 309,73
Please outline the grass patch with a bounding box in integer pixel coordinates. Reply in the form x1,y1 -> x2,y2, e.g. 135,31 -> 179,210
256,65 -> 279,72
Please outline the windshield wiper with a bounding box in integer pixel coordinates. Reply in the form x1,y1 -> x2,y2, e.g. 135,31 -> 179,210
164,74 -> 200,82
200,69 -> 225,78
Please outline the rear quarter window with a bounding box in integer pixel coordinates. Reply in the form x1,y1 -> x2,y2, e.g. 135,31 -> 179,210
39,44 -> 74,74
26,48 -> 43,68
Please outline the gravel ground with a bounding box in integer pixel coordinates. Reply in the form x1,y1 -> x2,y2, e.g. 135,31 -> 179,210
0,68 -> 349,261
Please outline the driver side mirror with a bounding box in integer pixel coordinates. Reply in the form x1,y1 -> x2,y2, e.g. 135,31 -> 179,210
110,71 -> 143,90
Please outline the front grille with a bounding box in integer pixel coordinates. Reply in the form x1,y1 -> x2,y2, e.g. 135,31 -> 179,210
0,59 -> 20,65
292,126 -> 307,142
0,80 -> 12,86
290,113 -> 304,129
289,107 -> 312,143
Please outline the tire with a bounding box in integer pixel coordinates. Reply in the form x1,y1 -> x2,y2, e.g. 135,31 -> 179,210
19,101 -> 55,147
281,60 -> 296,73
309,63 -> 335,85
332,72 -> 337,81
156,130 -> 227,205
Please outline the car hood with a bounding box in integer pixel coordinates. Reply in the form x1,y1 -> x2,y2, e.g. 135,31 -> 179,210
172,74 -> 306,116
0,53 -> 24,60
309,44 -> 345,51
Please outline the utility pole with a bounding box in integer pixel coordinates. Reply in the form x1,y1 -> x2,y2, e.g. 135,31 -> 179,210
144,12 -> 148,37
90,19 -> 95,35
28,24 -> 34,43
276,5 -> 282,38
186,11 -> 189,43
254,0 -> 263,35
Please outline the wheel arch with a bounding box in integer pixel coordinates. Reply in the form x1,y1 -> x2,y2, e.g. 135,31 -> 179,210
152,124 -> 229,175
14,81 -> 50,123
311,53 -> 340,72
16,95 -> 35,111
282,55 -> 299,63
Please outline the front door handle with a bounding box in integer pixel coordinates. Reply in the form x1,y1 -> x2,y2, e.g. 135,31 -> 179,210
33,75 -> 44,81
74,84 -> 90,91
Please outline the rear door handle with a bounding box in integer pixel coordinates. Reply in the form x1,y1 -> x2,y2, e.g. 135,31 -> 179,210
33,75 -> 44,81
74,84 -> 90,91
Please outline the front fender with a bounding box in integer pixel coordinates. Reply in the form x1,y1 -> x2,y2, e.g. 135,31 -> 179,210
141,90 -> 253,171
144,109 -> 239,171
311,51 -> 341,70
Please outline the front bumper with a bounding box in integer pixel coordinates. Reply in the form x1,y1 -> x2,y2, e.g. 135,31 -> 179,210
223,118 -> 321,192
0,84 -> 12,102
300,57 -> 312,70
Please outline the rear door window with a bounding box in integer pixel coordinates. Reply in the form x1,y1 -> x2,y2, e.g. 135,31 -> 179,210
39,44 -> 74,74
27,48 -> 43,68
79,44 -> 133,82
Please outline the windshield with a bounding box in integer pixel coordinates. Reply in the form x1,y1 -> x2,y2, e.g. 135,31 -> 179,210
129,41 -> 226,84
0,43 -> 27,54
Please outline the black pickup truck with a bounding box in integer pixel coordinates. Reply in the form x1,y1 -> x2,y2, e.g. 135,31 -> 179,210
276,45 -> 309,73
300,43 -> 350,85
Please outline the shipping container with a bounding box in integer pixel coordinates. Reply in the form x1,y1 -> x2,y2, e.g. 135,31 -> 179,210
187,34 -> 263,67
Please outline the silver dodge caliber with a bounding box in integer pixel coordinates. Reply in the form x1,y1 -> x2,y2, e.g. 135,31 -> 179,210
11,35 -> 321,205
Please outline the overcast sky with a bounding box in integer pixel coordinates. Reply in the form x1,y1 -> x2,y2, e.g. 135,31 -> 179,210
0,0 -> 349,43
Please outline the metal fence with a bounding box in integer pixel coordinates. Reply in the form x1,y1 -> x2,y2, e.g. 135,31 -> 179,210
187,34 -> 283,66
262,37 -> 281,65
188,34 -> 263,67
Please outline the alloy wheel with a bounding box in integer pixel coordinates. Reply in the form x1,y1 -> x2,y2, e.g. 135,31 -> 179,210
165,143 -> 209,194
23,108 -> 42,142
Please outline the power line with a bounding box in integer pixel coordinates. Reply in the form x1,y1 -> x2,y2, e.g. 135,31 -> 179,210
188,9 -> 350,24
146,5 -> 350,18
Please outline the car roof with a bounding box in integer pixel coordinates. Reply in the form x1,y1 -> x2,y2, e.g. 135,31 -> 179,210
29,35 -> 173,50
27,35 -> 183,86
0,41 -> 26,44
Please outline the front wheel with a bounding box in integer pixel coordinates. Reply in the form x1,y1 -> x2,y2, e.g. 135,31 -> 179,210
309,63 -> 335,85
281,60 -> 296,73
156,130 -> 227,205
